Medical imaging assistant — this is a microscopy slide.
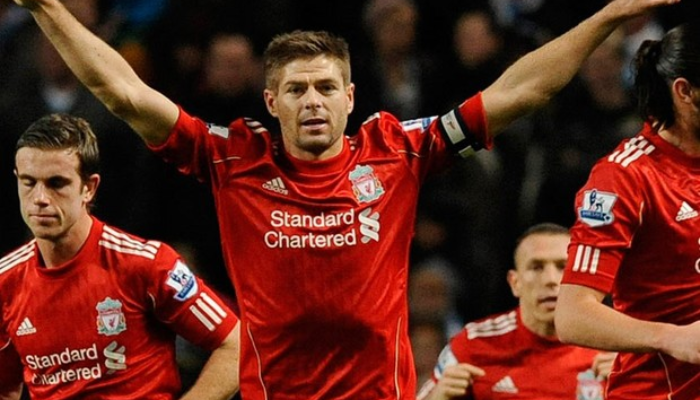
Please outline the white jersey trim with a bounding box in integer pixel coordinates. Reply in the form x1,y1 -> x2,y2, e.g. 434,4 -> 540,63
607,136 -> 655,167
99,226 -> 160,260
572,244 -> 600,274
466,310 -> 517,339
0,241 -> 35,274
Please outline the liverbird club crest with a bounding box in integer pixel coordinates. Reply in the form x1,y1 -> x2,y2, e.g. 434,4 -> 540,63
96,297 -> 127,336
349,165 -> 385,203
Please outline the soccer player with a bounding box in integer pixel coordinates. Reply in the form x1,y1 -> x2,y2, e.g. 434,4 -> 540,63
417,223 -> 614,400
11,0 -> 679,398
555,22 -> 700,400
0,114 -> 240,400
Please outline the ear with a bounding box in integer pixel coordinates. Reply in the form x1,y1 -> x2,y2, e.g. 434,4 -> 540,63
83,174 -> 100,205
672,77 -> 695,104
346,83 -> 356,114
507,269 -> 520,298
264,89 -> 279,118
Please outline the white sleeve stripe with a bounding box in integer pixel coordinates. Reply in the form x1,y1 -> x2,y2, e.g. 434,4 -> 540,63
98,241 -> 157,260
572,244 -> 600,275
103,226 -> 161,252
189,305 -> 216,331
590,248 -> 600,274
200,292 -> 227,318
0,249 -> 34,273
573,244 -> 584,272
581,246 -> 593,273
440,110 -> 466,145
101,232 -> 159,254
196,298 -> 223,325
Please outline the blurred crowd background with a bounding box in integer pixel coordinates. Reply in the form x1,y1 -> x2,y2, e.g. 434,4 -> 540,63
1,0 -> 698,390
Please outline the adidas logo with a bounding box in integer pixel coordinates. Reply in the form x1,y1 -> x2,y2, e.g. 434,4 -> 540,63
492,376 -> 518,394
263,177 -> 288,195
16,317 -> 37,336
676,201 -> 698,222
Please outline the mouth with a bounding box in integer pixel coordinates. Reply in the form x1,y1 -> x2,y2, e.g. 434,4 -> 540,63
538,296 -> 558,309
29,214 -> 57,223
300,117 -> 328,132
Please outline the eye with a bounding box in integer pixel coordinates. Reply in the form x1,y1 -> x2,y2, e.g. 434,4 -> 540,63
287,84 -> 305,95
20,178 -> 36,188
530,262 -> 544,271
46,177 -> 71,190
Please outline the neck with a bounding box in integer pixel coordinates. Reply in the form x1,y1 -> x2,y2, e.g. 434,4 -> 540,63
658,121 -> 700,157
521,311 -> 556,338
37,215 -> 93,268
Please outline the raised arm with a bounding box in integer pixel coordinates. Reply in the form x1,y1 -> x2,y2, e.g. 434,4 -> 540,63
556,284 -> 700,364
481,0 -> 679,136
179,321 -> 240,400
13,0 -> 179,145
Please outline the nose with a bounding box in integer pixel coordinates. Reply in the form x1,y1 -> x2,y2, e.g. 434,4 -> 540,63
543,264 -> 563,286
33,184 -> 50,206
304,87 -> 322,109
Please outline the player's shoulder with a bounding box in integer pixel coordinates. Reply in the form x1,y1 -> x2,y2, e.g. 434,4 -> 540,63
464,309 -> 518,340
0,240 -> 36,278
98,223 -> 168,264
595,132 -> 658,173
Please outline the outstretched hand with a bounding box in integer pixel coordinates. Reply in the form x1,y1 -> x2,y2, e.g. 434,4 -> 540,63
605,0 -> 681,19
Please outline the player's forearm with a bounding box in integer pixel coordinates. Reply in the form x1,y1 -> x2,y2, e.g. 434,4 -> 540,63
179,325 -> 240,400
556,284 -> 672,353
26,0 -> 142,114
482,0 -> 678,135
24,0 -> 178,145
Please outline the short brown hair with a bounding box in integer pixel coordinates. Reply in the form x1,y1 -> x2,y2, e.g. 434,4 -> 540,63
16,113 -> 100,183
263,30 -> 351,90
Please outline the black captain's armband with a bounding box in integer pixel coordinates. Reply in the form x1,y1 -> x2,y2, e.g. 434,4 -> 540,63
438,108 -> 484,158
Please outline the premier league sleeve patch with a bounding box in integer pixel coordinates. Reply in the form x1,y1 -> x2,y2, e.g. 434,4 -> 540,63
578,189 -> 618,227
166,260 -> 199,301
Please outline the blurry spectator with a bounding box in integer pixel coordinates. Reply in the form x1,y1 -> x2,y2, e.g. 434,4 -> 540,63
439,8 -> 530,110
533,32 -> 641,227
186,32 -> 271,127
352,0 -> 442,129
409,258 -> 464,339
618,13 -> 665,88
410,320 -> 448,392
488,0 -> 607,44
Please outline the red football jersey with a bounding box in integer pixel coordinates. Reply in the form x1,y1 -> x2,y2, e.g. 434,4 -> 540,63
150,94 -> 491,399
0,218 -> 237,400
563,125 -> 700,399
417,308 -> 602,400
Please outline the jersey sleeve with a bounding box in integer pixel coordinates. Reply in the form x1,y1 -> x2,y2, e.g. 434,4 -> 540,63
563,158 -> 644,293
148,107 -> 225,186
145,244 -> 238,351
372,92 -> 492,183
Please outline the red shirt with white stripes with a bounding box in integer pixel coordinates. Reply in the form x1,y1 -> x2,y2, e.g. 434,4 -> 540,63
563,124 -> 700,400
148,94 -> 491,400
417,308 -> 601,400
0,217 -> 237,400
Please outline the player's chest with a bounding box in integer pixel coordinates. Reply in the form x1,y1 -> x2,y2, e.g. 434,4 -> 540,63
470,362 -> 603,400
7,273 -> 146,357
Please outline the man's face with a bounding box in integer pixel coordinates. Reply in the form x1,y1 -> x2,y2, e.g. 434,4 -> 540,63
264,55 -> 354,161
508,233 -> 569,334
15,147 -> 95,241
